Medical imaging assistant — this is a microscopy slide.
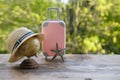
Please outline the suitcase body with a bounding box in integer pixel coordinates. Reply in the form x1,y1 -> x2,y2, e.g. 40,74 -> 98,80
42,8 -> 66,57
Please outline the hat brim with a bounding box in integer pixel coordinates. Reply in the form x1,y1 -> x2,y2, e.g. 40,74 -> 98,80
8,33 -> 44,62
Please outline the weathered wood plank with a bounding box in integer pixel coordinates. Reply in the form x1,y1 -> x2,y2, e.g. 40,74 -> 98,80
0,54 -> 120,80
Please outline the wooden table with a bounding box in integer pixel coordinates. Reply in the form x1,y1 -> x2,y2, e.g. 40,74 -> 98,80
0,54 -> 120,80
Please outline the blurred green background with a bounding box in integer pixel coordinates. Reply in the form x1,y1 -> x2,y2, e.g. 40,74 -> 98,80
0,0 -> 120,54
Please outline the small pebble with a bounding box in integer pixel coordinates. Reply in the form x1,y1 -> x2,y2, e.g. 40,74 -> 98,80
85,78 -> 92,80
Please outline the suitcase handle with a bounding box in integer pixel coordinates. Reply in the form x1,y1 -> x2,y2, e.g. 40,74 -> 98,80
47,8 -> 60,20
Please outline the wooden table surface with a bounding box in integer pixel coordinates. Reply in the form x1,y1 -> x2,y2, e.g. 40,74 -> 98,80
0,54 -> 120,80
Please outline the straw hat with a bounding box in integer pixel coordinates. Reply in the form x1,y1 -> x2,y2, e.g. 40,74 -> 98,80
6,27 -> 44,62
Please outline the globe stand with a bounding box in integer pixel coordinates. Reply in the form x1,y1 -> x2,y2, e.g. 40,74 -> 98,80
20,59 -> 39,69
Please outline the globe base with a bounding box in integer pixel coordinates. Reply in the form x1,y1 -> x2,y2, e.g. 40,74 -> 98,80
20,59 -> 39,69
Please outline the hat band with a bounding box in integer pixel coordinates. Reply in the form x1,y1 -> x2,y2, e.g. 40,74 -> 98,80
12,31 -> 34,52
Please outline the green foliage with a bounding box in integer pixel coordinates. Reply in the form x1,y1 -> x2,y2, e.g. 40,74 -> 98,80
0,0 -> 120,54
63,0 -> 120,54
0,0 -> 55,53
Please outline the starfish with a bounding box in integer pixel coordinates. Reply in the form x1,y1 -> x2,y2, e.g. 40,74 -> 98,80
50,42 -> 66,62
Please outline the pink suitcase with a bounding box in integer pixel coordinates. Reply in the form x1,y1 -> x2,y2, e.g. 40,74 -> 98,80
42,8 -> 66,61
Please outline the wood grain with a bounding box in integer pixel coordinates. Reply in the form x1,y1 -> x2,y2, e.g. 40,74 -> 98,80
0,54 -> 120,80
